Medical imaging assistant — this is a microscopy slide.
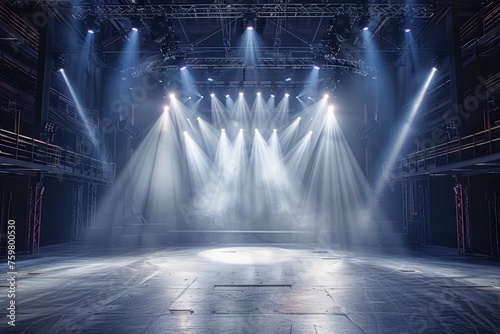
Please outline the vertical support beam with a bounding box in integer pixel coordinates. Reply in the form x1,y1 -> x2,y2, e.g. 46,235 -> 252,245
71,183 -> 84,242
488,191 -> 499,257
454,183 -> 465,255
26,182 -> 34,253
463,185 -> 472,254
34,8 -> 54,138
87,183 -> 97,229
446,8 -> 464,113
402,179 -> 410,234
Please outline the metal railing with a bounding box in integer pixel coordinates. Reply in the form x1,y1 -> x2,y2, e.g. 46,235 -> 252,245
460,2 -> 500,45
383,124 -> 500,178
0,128 -> 115,182
0,3 -> 40,53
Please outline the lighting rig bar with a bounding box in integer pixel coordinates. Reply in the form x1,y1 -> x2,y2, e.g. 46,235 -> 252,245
69,3 -> 436,20
130,56 -> 367,78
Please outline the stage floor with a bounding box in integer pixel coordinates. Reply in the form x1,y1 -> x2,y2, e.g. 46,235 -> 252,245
1,243 -> 499,333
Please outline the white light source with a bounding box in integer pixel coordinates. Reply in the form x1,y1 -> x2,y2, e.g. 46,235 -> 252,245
309,130 -> 313,134
432,67 -> 438,72
328,105 -> 334,112
313,65 -> 320,70
362,26 -> 369,31
285,93 -> 289,97
405,28 -> 411,33
273,129 -> 277,132
207,78 -> 214,81
183,131 -> 187,134
298,117 -> 301,120
255,129 -> 258,132
257,92 -> 261,96
201,95 -> 204,98
197,117 -> 201,120
88,29 -> 95,34
239,128 -> 243,132
324,94 -> 329,99
169,93 -> 175,99
296,96 -> 299,99
58,68 -> 64,72
271,94 -> 275,98
163,106 -> 169,112
221,128 -> 225,132
239,92 -> 244,96
179,65 -> 187,71
187,118 -> 190,121
285,77 -> 292,81
308,96 -> 311,99
225,94 -> 230,98
132,27 -> 139,32
188,96 -> 192,99
210,93 -> 215,97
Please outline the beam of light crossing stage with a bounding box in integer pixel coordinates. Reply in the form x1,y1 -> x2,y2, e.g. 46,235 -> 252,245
376,67 -> 437,194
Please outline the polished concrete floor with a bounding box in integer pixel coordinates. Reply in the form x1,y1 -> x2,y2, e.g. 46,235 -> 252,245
1,243 -> 499,333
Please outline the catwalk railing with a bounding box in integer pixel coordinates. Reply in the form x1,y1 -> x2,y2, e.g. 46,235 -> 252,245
383,124 -> 500,179
460,2 -> 500,46
0,128 -> 115,183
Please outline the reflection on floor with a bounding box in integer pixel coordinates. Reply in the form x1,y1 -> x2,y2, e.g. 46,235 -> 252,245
1,243 -> 499,333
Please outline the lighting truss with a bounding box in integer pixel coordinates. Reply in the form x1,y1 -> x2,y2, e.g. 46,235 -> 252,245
130,55 -> 367,77
66,3 -> 448,20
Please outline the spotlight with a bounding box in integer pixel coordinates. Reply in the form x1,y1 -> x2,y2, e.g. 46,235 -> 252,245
188,96 -> 192,99
163,106 -> 169,112
432,67 -> 438,72
273,129 -> 277,132
313,65 -> 321,70
187,118 -> 190,121
132,27 -> 139,32
296,96 -> 299,99
239,92 -> 244,96
311,118 -> 313,120
58,68 -> 64,72
244,12 -> 256,30
358,16 -> 370,31
255,129 -> 258,132
298,117 -> 301,120
328,105 -> 334,112
257,92 -> 261,96
225,94 -> 230,98
240,128 -> 243,132
201,95 -> 204,98
43,121 -> 57,133
210,93 -> 215,97
130,17 -> 141,32
285,93 -> 289,97
197,117 -> 201,120
271,94 -> 275,98
308,96 -> 311,99
324,93 -> 329,99
179,65 -> 187,71
169,93 -> 175,99
88,29 -> 95,34
405,28 -> 411,33
183,131 -> 187,134
221,128 -> 225,132
285,77 -> 292,81
207,78 -> 214,82
309,130 -> 313,134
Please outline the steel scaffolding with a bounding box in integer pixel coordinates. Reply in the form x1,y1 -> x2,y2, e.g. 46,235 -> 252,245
71,183 -> 84,243
26,181 -> 43,254
487,191 -> 499,257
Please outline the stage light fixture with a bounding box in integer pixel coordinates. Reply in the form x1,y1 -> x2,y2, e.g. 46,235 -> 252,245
324,94 -> 329,98
210,93 -> 215,97
208,78 -> 214,82
197,117 -> 201,120
328,105 -> 334,112
239,92 -> 244,96
183,131 -> 187,134
257,92 -> 261,96
309,130 -> 313,134
358,16 -> 370,31
221,129 -> 225,132
296,96 -> 299,99
225,94 -> 230,98
240,128 -> 243,132
271,94 -> 275,97
163,106 -> 169,112
169,93 -> 175,99
244,12 -> 256,31
285,93 -> 289,97
285,77 -> 292,81
43,121 -> 57,133
273,129 -> 277,132
298,117 -> 301,120
201,95 -> 204,98
255,129 -> 258,132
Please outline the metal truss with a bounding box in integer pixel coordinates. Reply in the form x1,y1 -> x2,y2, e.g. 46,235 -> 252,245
417,178 -> 430,245
87,183 -> 97,229
454,183 -> 465,255
487,191 -> 499,257
402,179 -> 413,234
454,183 -> 472,255
66,3 -> 439,20
26,181 -> 43,254
71,183 -> 84,243
131,55 -> 367,77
